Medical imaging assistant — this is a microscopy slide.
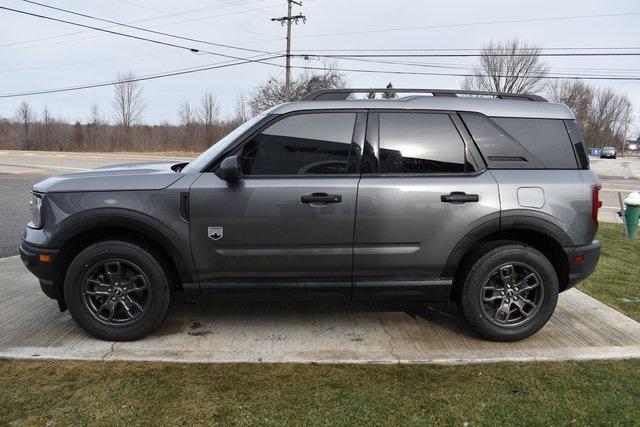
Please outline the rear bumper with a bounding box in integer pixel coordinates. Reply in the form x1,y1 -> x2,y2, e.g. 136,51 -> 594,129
19,241 -> 59,300
564,240 -> 601,289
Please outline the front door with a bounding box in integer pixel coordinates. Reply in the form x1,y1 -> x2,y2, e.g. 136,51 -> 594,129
189,111 -> 366,298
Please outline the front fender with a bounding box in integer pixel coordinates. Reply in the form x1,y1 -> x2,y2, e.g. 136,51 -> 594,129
48,206 -> 196,284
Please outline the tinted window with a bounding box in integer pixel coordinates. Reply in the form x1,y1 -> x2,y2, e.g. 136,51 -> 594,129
564,120 -> 589,169
239,113 -> 357,175
492,117 -> 578,169
378,112 -> 471,174
460,113 -> 542,169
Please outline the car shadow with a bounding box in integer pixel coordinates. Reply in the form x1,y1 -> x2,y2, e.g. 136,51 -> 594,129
154,290 -> 478,339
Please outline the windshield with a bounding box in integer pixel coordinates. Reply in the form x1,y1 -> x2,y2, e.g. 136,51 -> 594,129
182,114 -> 266,173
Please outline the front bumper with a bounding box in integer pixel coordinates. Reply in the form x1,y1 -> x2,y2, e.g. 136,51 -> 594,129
564,240 -> 601,289
19,240 -> 59,300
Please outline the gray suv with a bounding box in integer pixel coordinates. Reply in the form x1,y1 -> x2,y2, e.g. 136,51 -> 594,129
20,88 -> 602,342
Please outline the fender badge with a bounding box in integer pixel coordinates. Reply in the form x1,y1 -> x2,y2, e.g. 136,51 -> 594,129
208,226 -> 223,240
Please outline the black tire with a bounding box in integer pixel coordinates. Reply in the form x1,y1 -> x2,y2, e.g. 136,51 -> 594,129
456,243 -> 559,341
63,240 -> 171,341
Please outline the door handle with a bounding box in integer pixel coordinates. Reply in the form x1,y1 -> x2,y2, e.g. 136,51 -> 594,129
300,192 -> 342,204
440,192 -> 479,204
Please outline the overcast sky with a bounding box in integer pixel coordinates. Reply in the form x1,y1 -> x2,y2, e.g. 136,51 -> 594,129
1,0 -> 639,132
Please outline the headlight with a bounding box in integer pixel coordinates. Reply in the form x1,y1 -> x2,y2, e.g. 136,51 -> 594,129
29,193 -> 43,228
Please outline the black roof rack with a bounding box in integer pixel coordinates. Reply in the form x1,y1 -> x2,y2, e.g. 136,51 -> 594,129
300,88 -> 547,102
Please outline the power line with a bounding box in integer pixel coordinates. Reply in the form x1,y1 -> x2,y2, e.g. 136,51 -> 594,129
2,54 -> 638,99
0,50 -> 180,74
292,47 -> 640,52
292,11 -> 640,39
234,10 -> 640,45
19,0 -> 273,55
114,0 -> 279,36
0,4 -> 288,72
296,52 -> 640,58
288,62 -> 640,81
322,56 -> 640,78
0,54 -> 284,98
0,0 -> 280,50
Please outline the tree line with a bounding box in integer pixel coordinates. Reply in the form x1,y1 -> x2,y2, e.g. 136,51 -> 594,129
0,68 -> 343,153
0,43 -> 636,153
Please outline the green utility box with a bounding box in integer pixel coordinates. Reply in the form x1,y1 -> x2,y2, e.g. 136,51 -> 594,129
624,192 -> 640,238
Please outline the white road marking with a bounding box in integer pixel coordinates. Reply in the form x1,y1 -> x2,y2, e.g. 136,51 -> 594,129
601,188 -> 638,192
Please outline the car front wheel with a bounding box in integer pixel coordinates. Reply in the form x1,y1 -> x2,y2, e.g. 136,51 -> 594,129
457,243 -> 559,341
64,240 -> 171,341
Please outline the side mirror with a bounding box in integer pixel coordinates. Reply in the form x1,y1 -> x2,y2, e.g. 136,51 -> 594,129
215,155 -> 242,183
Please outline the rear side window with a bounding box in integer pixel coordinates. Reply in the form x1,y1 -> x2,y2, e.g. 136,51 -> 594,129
238,112 -> 357,175
492,117 -> 578,169
378,112 -> 472,174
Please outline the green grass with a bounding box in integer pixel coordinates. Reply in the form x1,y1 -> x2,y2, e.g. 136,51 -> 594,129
578,223 -> 640,321
1,360 -> 639,426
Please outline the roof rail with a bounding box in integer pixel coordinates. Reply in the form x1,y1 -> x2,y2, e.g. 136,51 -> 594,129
300,88 -> 548,102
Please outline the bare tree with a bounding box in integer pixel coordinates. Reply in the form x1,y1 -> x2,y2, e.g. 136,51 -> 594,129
90,104 -> 102,125
199,92 -> 221,145
249,64 -> 347,114
178,101 -> 195,126
42,106 -> 52,148
462,39 -> 549,94
15,101 -> 36,150
199,92 -> 221,126
547,80 -> 593,125
547,80 -> 633,150
112,71 -> 145,130
233,94 -> 250,124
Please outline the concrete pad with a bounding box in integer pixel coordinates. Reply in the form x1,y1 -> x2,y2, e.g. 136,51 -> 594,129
1,255 -> 640,365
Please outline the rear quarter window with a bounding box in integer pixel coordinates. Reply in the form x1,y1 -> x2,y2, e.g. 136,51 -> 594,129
491,117 -> 578,169
460,113 -> 578,170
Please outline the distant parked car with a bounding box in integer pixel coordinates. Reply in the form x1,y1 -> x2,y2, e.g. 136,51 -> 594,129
589,148 -> 602,157
600,147 -> 617,159
628,143 -> 638,151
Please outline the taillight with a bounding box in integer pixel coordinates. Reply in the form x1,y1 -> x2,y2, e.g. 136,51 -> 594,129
592,185 -> 602,226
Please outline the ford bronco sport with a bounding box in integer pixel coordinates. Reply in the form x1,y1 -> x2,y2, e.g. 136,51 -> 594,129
20,88 -> 601,342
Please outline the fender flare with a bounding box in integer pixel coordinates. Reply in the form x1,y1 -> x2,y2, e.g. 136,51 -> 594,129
50,208 -> 197,284
442,211 -> 573,277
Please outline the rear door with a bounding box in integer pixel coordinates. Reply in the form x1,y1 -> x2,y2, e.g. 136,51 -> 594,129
353,110 -> 500,300
189,110 -> 366,298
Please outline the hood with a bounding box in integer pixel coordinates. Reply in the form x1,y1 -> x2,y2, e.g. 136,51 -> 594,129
33,161 -> 188,193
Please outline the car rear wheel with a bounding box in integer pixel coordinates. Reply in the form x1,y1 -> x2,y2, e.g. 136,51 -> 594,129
64,240 -> 171,341
456,243 -> 559,341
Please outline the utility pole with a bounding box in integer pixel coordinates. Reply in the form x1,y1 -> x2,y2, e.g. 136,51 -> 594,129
271,0 -> 305,101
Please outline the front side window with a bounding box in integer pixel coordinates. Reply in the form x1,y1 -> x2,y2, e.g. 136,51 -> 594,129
378,112 -> 472,174
239,112 -> 358,175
